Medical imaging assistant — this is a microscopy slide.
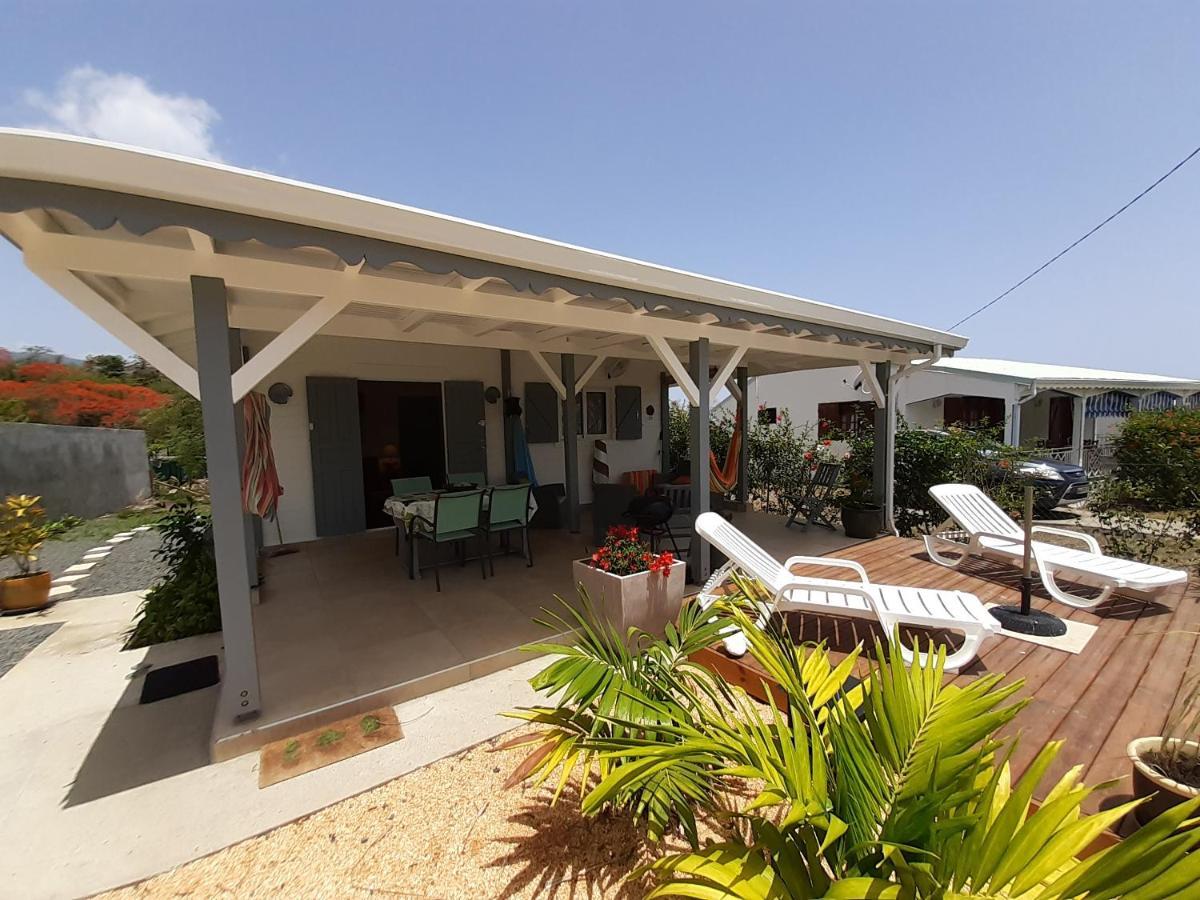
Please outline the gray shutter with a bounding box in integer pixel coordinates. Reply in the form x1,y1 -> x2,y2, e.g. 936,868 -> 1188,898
307,377 -> 365,536
443,380 -> 487,474
614,385 -> 642,440
524,382 -> 559,443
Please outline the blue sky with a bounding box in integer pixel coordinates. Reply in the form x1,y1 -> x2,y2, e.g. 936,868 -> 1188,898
1,2 -> 1197,375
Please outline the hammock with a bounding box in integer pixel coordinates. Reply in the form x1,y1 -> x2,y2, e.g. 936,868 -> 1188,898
709,415 -> 742,494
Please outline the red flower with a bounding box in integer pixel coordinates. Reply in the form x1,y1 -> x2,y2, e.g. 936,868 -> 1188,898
803,451 -> 813,461
822,439 -> 832,446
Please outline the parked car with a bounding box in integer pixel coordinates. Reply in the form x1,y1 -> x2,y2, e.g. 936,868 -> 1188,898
921,430 -> 1090,512
1013,457 -> 1090,511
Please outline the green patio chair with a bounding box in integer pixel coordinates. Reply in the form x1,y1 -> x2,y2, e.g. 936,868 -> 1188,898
390,476 -> 434,556
481,483 -> 534,574
446,471 -> 486,487
409,489 -> 486,591
390,475 -> 433,496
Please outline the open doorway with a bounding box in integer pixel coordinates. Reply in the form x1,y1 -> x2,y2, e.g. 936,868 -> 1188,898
359,380 -> 446,528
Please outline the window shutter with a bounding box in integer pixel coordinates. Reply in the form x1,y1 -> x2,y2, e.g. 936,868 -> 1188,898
614,385 -> 642,440
524,382 -> 559,443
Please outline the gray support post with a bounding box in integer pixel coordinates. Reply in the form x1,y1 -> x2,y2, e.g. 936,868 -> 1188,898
689,338 -> 711,582
192,276 -> 261,723
500,350 -> 516,483
1009,398 -> 1023,446
228,329 -> 259,588
659,372 -> 671,475
872,362 -> 890,509
561,353 -> 581,533
736,366 -> 749,504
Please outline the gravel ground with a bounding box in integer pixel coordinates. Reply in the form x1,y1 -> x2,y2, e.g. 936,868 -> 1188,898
0,623 -> 63,678
103,725 -> 737,899
72,531 -> 166,599
1,531 -> 165,601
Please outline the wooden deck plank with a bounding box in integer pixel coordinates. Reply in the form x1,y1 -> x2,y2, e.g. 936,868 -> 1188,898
698,534 -> 1198,813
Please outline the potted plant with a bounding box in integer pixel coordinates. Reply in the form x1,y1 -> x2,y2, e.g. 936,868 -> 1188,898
572,525 -> 686,640
1,494 -> 53,612
1127,668 -> 1199,826
838,431 -> 884,538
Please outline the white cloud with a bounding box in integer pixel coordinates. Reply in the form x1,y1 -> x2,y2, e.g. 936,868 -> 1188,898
22,66 -> 223,161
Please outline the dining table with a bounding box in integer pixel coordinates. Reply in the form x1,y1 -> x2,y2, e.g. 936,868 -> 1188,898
384,486 -> 538,579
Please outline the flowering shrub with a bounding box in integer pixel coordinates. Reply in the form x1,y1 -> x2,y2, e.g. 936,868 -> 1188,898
0,378 -> 169,427
589,525 -> 675,576
1113,407 -> 1200,511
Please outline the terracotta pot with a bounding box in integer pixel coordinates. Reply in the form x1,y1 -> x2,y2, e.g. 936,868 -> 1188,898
1127,736 -> 1200,826
841,504 -> 884,539
572,558 -> 687,642
1,570 -> 53,612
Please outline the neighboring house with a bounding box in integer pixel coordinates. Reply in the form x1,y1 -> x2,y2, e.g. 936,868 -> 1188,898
732,357 -> 1200,462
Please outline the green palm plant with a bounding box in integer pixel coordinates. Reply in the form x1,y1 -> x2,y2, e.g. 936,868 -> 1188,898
502,588 -> 731,843
508,574 -> 1200,897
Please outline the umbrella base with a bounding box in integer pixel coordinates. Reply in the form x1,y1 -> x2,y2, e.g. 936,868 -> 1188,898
988,605 -> 1068,637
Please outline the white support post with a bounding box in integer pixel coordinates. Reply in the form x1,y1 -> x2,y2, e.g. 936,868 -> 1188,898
230,293 -> 352,401
573,355 -> 608,395
859,360 -> 886,409
527,350 -> 567,400
709,346 -> 748,406
1071,394 -> 1087,466
1009,398 -> 1023,447
648,336 -> 700,407
25,262 -> 200,398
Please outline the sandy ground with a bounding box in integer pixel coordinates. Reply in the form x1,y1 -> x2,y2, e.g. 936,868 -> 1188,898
102,724 -> 739,900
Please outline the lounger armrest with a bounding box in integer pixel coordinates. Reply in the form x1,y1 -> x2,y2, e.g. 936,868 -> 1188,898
774,578 -> 878,613
783,555 -> 870,586
1031,525 -> 1101,553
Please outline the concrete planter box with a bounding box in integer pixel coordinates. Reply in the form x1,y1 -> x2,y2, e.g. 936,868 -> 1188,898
572,558 -> 687,640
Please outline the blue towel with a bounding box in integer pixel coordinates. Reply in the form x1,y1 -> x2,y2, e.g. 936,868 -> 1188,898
513,420 -> 538,486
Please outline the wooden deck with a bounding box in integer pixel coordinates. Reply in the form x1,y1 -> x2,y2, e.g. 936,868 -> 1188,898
701,535 -> 1199,819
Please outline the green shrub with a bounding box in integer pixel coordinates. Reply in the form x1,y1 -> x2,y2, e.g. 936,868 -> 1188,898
125,501 -> 220,648
139,395 -> 207,479
840,421 -> 1024,535
1113,407 -> 1200,510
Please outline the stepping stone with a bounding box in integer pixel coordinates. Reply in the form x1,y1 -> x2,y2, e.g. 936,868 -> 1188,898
49,584 -> 76,598
107,536 -> 131,544
82,554 -> 108,562
64,562 -> 96,573
87,547 -> 113,555
132,525 -> 152,532
53,574 -> 90,584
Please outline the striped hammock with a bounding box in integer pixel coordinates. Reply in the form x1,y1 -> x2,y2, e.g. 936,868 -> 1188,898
241,391 -> 284,521
709,416 -> 742,494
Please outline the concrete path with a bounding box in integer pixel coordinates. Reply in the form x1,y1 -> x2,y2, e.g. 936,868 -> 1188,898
0,591 -> 544,899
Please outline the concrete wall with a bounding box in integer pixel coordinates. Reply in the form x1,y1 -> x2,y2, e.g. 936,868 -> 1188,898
0,422 -> 151,518
242,333 -> 663,545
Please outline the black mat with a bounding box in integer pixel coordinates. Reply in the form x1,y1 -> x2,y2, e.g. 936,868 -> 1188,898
139,655 -> 220,704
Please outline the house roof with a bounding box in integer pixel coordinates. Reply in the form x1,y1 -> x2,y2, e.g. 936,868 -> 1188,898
927,357 -> 1200,394
0,129 -> 966,348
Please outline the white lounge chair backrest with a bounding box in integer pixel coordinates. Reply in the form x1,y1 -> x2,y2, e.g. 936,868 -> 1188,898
696,512 -> 791,589
928,483 -> 1023,540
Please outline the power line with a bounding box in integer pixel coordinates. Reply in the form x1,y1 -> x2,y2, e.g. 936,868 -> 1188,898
950,143 -> 1200,330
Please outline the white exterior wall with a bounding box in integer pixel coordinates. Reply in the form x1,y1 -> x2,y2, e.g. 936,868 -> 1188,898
242,333 -> 662,545
741,365 -> 1017,435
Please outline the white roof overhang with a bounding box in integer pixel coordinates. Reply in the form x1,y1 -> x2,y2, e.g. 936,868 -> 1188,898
0,130 -> 968,401
927,358 -> 1200,398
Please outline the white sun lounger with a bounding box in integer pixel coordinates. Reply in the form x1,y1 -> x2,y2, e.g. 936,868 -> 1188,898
923,483 -> 1189,609
695,512 -> 1000,672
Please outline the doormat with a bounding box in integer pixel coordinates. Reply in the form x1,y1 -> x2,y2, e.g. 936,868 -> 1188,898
139,655 -> 221,704
984,604 -> 1097,654
259,707 -> 403,788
